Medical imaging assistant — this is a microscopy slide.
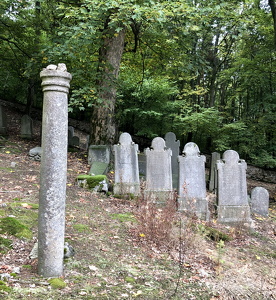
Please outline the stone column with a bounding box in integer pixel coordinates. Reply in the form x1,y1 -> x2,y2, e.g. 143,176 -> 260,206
38,64 -> 72,277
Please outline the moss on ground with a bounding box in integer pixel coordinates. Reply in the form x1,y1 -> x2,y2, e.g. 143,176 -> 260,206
0,236 -> 12,253
0,217 -> 32,239
48,278 -> 66,289
77,174 -> 107,189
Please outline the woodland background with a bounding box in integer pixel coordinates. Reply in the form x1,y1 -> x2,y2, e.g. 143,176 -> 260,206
0,0 -> 275,167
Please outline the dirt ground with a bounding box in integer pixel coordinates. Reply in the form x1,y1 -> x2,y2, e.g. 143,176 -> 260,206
0,105 -> 275,299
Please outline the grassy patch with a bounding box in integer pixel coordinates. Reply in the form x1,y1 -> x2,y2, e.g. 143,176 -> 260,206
111,212 -> 136,223
72,223 -> 90,233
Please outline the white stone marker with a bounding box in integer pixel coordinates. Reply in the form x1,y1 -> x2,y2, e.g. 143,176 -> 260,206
113,132 -> 140,196
178,142 -> 209,220
251,187 -> 269,217
144,137 -> 173,203
217,150 -> 252,224
38,63 -> 72,277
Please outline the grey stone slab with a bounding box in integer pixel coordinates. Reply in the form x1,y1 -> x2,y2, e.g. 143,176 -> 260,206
217,150 -> 252,225
178,142 -> 209,220
144,137 -> 173,203
164,132 -> 180,190
113,132 -> 140,196
21,115 -> 33,139
251,187 -> 269,217
0,105 -> 7,136
88,145 -> 110,165
89,161 -> 109,175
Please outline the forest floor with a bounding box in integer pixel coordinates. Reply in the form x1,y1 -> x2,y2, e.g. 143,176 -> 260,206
0,106 -> 275,299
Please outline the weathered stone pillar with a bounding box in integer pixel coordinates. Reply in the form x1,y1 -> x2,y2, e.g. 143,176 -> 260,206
38,64 -> 72,277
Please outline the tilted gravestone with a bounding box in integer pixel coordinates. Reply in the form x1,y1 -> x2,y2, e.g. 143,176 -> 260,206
20,114 -> 33,139
88,145 -> 110,175
178,142 -> 209,220
209,152 -> 220,192
38,63 -> 72,278
217,150 -> 252,224
0,105 -> 7,136
251,187 -> 269,217
113,132 -> 140,196
144,137 -> 173,203
164,132 -> 180,190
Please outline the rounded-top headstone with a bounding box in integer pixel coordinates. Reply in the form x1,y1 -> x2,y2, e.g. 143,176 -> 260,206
119,132 -> 133,145
151,137 -> 166,151
223,150 -> 240,164
164,132 -> 177,143
183,142 -> 200,156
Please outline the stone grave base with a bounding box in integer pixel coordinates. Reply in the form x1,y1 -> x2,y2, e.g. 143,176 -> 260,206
113,183 -> 140,196
217,205 -> 252,225
178,197 -> 210,221
144,190 -> 175,206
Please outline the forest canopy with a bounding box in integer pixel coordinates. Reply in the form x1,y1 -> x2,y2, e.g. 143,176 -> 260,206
0,0 -> 275,168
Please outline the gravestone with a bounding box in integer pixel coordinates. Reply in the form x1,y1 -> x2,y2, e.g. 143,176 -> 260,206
0,105 -> 7,136
113,132 -> 140,196
144,137 -> 173,203
209,152 -> 220,192
164,132 -> 180,190
20,115 -> 33,139
138,153 -> 146,178
38,63 -> 72,278
68,126 -> 80,147
178,142 -> 209,220
217,150 -> 252,224
88,145 -> 110,175
251,187 -> 269,217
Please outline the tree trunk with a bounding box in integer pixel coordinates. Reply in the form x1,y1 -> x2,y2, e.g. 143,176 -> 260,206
269,0 -> 276,48
90,26 -> 126,145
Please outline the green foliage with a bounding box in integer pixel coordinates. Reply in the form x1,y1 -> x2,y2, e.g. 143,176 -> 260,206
0,0 -> 275,165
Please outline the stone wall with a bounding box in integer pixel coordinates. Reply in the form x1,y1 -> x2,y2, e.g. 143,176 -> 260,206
247,165 -> 276,184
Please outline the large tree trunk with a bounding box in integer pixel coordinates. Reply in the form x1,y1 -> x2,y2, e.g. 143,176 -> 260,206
90,26 -> 126,145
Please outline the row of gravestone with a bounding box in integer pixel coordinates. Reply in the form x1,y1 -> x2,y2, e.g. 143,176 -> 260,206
109,132 -> 270,224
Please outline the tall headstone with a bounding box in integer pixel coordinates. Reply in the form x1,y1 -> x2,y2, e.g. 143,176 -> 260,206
251,187 -> 269,217
178,142 -> 209,220
20,114 -> 33,139
209,152 -> 220,192
217,150 -> 251,224
113,132 -> 140,196
164,132 -> 180,190
144,137 -> 173,203
38,63 -> 72,277
0,105 -> 7,136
